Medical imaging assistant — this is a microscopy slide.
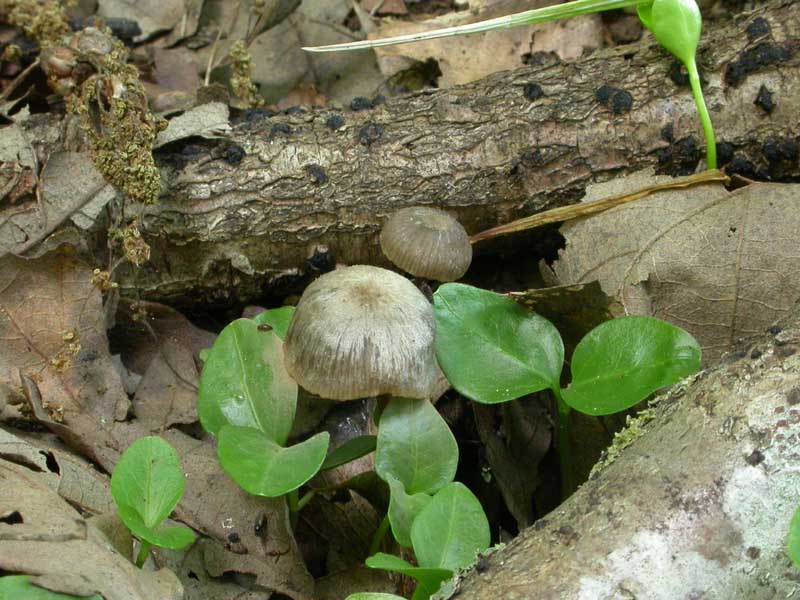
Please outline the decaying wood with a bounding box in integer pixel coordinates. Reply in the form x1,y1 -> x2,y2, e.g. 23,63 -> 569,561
437,311 -> 800,600
121,0 -> 800,304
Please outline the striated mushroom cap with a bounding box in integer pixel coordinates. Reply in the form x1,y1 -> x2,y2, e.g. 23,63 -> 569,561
283,265 -> 440,401
380,206 -> 472,282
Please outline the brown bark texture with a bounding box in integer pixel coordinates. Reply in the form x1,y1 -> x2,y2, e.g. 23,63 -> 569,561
436,313 -> 800,600
123,0 -> 800,305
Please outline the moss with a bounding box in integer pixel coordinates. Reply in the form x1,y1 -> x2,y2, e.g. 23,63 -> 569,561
590,407 -> 657,476
0,0 -> 69,47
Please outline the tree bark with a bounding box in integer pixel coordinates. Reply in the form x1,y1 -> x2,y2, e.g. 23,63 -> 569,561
435,310 -> 800,600
122,0 -> 800,305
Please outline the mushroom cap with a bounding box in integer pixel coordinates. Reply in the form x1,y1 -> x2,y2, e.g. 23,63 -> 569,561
283,265 -> 440,401
380,207 -> 472,282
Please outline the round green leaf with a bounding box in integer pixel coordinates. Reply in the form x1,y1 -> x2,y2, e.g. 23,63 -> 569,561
252,306 -> 295,340
365,553 -> 452,596
561,316 -> 701,416
116,505 -> 195,550
789,505 -> 800,569
321,435 -> 377,471
376,398 -> 458,495
111,437 -> 187,532
217,425 -> 329,497
649,0 -> 701,66
0,576 -> 102,600
434,283 -> 564,403
410,482 -> 490,572
386,475 -> 432,548
198,318 -> 297,444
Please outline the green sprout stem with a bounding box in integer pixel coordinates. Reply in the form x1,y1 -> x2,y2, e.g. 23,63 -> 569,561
304,0 -> 650,52
686,59 -> 717,169
297,490 -> 316,511
135,540 -> 152,569
369,514 -> 391,556
552,388 -> 575,499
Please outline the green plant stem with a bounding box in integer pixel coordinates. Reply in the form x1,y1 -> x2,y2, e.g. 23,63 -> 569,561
297,490 -> 316,511
288,488 -> 299,513
135,540 -> 152,568
686,59 -> 717,170
552,388 -> 575,499
369,515 -> 390,556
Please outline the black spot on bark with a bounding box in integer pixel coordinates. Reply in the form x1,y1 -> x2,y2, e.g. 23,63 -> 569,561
754,84 -> 775,114
716,142 -> 734,167
325,114 -> 345,131
762,137 -> 798,164
227,532 -> 241,543
746,17 -> 770,42
523,83 -> 544,102
358,122 -> 384,147
305,164 -> 328,185
725,42 -> 792,87
223,144 -> 245,165
661,124 -> 675,143
596,85 -> 633,114
669,61 -> 690,87
727,155 -> 758,179
350,96 -> 373,111
787,387 -> 800,405
0,511 -> 23,525
307,247 -> 334,273
750,348 -> 763,360
745,546 -> 761,559
522,51 -> 560,66
745,449 -> 765,466
655,136 -> 700,176
269,123 -> 292,139
475,556 -> 490,573
769,325 -> 782,335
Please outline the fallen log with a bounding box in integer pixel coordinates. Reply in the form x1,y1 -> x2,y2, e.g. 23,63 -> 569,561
437,309 -> 800,599
122,0 -> 800,305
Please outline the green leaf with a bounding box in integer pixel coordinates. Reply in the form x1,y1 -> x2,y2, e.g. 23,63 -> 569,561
198,318 -> 297,444
0,576 -> 102,600
217,425 -> 329,497
561,316 -> 701,416
636,3 -> 653,29
789,505 -> 800,569
645,0 -> 701,66
376,397 -> 458,495
111,437 -> 195,550
365,553 -> 452,597
252,306 -> 295,340
411,482 -> 490,572
434,283 -> 564,403
386,475 -> 432,548
321,435 -> 377,471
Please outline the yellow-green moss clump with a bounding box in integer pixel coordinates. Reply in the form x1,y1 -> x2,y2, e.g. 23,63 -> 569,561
229,40 -> 263,108
0,0 -> 69,47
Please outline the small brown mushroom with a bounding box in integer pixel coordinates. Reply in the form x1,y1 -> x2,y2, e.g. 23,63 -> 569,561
380,206 -> 472,282
283,265 -> 441,401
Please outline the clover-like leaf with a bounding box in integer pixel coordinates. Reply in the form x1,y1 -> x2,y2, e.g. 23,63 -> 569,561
321,435 -> 377,471
365,553 -> 452,599
0,576 -> 102,600
561,316 -> 701,416
376,397 -> 458,495
110,436 -> 195,550
198,318 -> 297,444
386,475 -> 432,548
434,283 -> 564,403
252,306 -> 296,340
411,482 -> 490,572
217,425 -> 329,497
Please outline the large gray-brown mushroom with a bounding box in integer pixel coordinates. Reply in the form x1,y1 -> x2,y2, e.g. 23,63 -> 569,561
283,265 -> 441,401
380,207 -> 472,282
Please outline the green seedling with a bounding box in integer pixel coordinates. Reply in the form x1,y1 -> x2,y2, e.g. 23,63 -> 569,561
0,576 -> 102,600
111,436 -> 195,568
198,309 -> 329,506
304,0 -> 717,169
789,505 -> 800,569
433,283 -> 701,495
364,482 -> 490,600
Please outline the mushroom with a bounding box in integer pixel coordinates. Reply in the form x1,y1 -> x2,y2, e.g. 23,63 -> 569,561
283,265 -> 442,401
380,206 -> 472,282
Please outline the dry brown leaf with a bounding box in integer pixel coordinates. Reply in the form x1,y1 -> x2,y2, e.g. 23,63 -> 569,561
371,0 -> 604,88
153,46 -> 202,93
0,249 -> 128,463
98,0 -> 185,41
553,174 -> 800,363
0,458 -> 182,600
154,102 -> 231,148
